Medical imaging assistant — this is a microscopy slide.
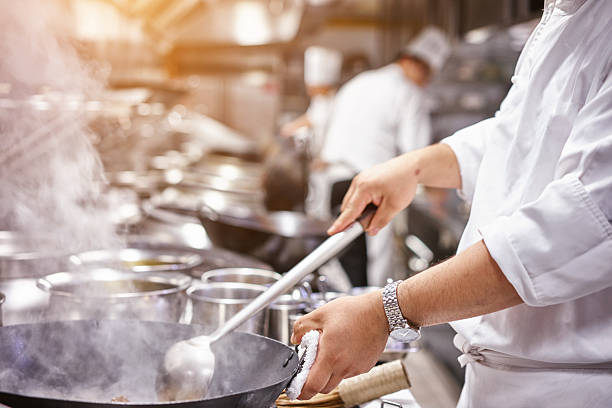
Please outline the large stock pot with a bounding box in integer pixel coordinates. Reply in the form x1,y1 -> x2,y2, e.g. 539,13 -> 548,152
37,269 -> 191,322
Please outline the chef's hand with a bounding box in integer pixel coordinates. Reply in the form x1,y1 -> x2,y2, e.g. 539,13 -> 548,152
328,154 -> 419,236
290,290 -> 389,400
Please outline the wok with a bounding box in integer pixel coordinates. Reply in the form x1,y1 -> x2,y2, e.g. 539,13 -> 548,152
0,320 -> 298,408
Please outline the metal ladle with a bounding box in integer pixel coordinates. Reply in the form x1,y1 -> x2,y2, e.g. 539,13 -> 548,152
156,208 -> 375,401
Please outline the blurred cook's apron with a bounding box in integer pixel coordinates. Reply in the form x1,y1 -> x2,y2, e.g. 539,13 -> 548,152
454,334 -> 612,407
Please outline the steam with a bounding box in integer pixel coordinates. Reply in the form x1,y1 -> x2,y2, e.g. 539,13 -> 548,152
0,0 -> 120,254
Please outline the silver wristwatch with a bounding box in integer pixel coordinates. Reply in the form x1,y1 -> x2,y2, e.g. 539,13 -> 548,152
382,280 -> 421,343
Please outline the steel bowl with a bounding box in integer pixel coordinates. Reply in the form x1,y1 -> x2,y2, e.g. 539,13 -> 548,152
37,269 -> 191,322
70,247 -> 204,274
187,282 -> 268,335
201,268 -> 282,286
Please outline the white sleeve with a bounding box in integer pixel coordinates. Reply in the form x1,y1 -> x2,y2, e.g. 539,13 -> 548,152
441,118 -> 495,202
480,72 -> 612,307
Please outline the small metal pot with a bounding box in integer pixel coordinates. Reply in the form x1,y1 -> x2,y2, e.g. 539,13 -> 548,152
201,268 -> 282,286
307,291 -> 347,311
187,282 -> 268,335
268,295 -> 308,345
37,269 -> 190,322
0,292 -> 4,326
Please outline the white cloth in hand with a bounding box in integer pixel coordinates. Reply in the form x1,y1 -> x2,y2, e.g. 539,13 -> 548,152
286,330 -> 320,400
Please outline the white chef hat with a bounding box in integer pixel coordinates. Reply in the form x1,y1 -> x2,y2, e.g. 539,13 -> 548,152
304,46 -> 343,87
402,26 -> 451,73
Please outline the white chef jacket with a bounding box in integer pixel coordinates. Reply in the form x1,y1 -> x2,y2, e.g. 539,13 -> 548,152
320,64 -> 431,286
321,63 -> 431,173
442,0 -> 612,406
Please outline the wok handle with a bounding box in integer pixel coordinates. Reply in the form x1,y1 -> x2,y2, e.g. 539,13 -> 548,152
208,207 -> 375,343
338,359 -> 410,406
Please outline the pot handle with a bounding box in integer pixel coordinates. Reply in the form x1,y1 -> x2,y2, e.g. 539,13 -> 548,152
199,201 -> 220,222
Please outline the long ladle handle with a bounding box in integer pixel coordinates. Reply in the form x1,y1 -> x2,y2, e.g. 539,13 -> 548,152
208,207 -> 376,343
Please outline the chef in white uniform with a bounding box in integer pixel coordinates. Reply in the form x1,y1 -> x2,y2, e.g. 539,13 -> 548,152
281,45 -> 343,159
292,0 -> 612,406
319,27 -> 451,286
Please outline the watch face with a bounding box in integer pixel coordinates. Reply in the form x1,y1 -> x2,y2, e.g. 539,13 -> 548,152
390,327 -> 420,343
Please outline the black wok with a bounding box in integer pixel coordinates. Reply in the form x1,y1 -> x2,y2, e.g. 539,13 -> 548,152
197,205 -> 329,272
0,320 -> 298,408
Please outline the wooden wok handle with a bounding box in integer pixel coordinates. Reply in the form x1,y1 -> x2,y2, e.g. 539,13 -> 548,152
338,360 -> 410,407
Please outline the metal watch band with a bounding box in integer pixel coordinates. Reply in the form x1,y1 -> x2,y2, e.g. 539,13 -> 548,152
382,280 -> 410,332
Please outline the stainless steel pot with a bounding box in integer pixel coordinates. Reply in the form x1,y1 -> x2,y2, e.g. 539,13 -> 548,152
306,291 -> 348,312
0,292 -> 4,326
37,269 -> 191,322
268,294 -> 308,345
187,282 -> 268,335
70,247 -> 204,273
0,231 -> 75,325
0,231 -> 73,279
201,268 -> 281,286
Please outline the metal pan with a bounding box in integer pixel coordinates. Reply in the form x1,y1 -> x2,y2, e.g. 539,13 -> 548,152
0,320 -> 298,408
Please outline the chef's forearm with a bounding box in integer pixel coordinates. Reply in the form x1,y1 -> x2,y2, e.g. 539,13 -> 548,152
397,240 -> 522,327
408,143 -> 462,190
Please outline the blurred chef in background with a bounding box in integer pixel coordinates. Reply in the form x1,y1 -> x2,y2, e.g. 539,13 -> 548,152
266,46 -> 341,213
319,27 -> 451,286
281,45 -> 343,159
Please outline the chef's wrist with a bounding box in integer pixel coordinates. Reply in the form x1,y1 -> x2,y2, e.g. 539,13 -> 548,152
367,289 -> 390,333
399,151 -> 424,184
396,280 -> 422,328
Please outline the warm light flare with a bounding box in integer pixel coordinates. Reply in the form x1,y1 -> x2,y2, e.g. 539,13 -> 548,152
232,1 -> 272,45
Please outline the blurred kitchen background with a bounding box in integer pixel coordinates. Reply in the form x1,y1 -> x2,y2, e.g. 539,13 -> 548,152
0,1 -> 544,407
